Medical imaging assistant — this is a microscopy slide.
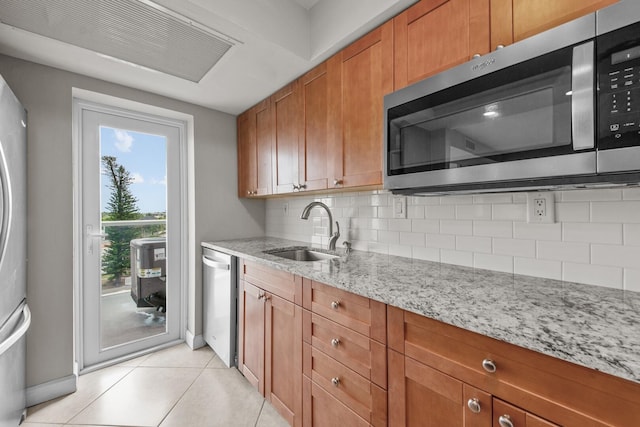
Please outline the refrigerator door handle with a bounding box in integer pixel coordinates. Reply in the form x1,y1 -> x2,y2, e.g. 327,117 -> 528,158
0,302 -> 31,357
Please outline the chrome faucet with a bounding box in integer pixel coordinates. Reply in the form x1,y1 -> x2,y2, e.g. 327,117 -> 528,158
300,201 -> 340,250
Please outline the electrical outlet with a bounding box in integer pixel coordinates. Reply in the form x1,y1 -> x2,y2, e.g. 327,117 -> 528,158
526,192 -> 555,223
393,196 -> 407,219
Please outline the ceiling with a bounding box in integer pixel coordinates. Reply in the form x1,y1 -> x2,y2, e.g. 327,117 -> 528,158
0,0 -> 418,115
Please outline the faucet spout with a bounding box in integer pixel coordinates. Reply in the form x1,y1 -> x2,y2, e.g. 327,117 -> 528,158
300,201 -> 340,250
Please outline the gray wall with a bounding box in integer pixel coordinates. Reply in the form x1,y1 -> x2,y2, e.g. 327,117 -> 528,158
0,54 -> 265,389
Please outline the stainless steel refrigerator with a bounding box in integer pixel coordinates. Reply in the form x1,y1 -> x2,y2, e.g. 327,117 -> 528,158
0,74 -> 30,426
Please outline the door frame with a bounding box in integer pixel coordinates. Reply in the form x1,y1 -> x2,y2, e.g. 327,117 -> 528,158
72,89 -> 193,373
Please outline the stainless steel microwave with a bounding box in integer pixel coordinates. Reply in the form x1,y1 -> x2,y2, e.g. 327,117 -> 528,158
384,1 -> 640,195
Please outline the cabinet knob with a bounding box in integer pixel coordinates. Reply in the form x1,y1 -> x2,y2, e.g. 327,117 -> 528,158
299,183 -> 307,190
496,44 -> 505,50
331,338 -> 340,347
330,300 -> 340,309
472,53 -> 481,59
258,292 -> 265,300
482,358 -> 497,373
333,179 -> 343,187
331,377 -> 340,387
498,415 -> 514,427
293,184 -> 300,190
467,398 -> 481,414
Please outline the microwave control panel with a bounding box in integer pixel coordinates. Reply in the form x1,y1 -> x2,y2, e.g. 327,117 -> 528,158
598,22 -> 640,150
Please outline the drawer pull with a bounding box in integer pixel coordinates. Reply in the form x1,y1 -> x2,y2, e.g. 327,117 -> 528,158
331,338 -> 340,347
482,358 -> 497,373
331,377 -> 340,387
330,300 -> 340,309
498,415 -> 514,427
467,398 -> 481,414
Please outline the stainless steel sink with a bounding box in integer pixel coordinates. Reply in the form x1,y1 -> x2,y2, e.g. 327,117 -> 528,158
265,247 -> 339,262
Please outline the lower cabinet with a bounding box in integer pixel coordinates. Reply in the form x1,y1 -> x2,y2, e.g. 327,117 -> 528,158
238,260 -> 303,427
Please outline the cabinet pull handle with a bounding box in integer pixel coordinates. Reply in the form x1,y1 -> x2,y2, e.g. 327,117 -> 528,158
331,338 -> 340,347
498,415 -> 514,427
331,377 -> 340,387
330,300 -> 340,309
482,358 -> 497,373
333,179 -> 343,187
467,398 -> 481,414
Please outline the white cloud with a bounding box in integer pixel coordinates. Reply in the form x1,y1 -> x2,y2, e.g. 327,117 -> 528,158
131,172 -> 144,183
114,129 -> 134,152
150,175 -> 167,185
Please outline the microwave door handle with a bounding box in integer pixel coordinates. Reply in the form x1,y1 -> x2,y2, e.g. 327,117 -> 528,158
571,40 -> 595,151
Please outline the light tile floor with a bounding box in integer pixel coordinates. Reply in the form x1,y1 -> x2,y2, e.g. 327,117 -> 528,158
24,343 -> 289,427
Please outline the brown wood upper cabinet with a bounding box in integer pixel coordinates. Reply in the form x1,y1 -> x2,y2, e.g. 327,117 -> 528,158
393,0 -> 490,90
272,81 -> 301,194
237,99 -> 272,197
329,21 -> 393,189
490,0 -> 618,50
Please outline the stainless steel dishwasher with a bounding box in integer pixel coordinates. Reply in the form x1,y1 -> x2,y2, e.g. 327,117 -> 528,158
202,246 -> 237,368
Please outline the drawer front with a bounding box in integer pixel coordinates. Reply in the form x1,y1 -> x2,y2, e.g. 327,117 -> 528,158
241,259 -> 301,305
303,343 -> 387,426
304,310 -> 387,388
400,311 -> 640,426
303,375 -> 369,427
493,399 -> 560,427
303,278 -> 386,343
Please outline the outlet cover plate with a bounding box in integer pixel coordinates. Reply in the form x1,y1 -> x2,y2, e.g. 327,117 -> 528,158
393,196 -> 407,219
526,192 -> 555,223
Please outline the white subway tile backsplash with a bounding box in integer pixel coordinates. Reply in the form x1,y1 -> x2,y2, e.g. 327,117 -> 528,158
514,223 -> 562,241
472,193 -> 513,204
473,220 -> 512,238
440,220 -> 473,236
265,188 -> 640,291
563,262 -> 623,289
426,233 -> 456,249
563,223 -> 622,244
493,238 -> 536,258
492,204 -> 527,221
592,244 -> 640,268
591,201 -> 640,223
425,205 -> 456,219
474,253 -> 513,273
624,268 -> 640,292
555,202 -> 590,222
389,219 -> 412,232
537,241 -> 590,263
560,188 -> 622,202
399,232 -> 426,247
456,235 -> 492,253
624,224 -> 640,246
441,249 -> 473,267
456,205 -> 492,220
412,219 -> 439,234
514,257 -> 562,280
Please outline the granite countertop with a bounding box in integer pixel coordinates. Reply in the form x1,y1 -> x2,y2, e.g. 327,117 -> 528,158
202,236 -> 640,384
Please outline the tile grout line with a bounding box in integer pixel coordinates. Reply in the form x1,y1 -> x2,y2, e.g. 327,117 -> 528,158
254,400 -> 267,427
154,362 -> 212,427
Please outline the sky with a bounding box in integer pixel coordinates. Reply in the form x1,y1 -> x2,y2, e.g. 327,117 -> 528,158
100,126 -> 167,213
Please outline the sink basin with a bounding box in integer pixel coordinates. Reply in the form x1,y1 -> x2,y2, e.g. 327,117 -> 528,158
266,247 -> 339,262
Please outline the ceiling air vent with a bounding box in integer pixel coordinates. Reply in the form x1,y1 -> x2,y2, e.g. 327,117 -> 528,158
0,0 -> 237,82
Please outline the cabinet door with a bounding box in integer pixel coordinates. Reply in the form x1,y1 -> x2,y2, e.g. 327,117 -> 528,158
394,0 -> 490,89
388,349 -> 492,427
298,60 -> 339,192
238,280 -> 265,394
272,82 -> 301,194
493,399 -> 560,427
491,0 -> 617,49
237,110 -> 256,198
331,21 -> 393,189
237,100 -> 273,197
265,293 -> 303,427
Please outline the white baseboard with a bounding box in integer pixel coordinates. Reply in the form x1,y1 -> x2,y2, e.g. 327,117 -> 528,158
26,374 -> 77,407
185,329 -> 205,350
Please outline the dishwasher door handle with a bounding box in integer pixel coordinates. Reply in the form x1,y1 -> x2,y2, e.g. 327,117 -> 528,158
202,255 -> 230,270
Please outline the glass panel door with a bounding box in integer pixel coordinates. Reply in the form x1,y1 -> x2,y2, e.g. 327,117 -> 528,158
79,104 -> 184,369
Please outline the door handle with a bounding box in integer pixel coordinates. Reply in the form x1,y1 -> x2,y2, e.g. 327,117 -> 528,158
0,302 -> 31,357
202,256 -> 230,270
86,225 -> 106,254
